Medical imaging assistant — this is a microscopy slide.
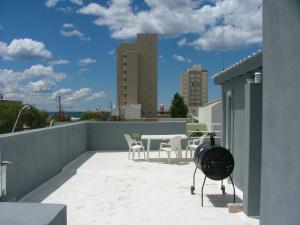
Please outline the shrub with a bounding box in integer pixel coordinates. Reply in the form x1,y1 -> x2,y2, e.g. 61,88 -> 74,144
80,111 -> 110,121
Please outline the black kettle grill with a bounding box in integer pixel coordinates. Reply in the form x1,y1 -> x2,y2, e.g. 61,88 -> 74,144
190,134 -> 236,206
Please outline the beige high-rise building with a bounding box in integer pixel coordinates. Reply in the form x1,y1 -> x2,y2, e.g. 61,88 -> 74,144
117,33 -> 157,117
180,65 -> 208,112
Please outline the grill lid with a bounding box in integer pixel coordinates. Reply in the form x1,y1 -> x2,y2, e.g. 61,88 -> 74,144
194,138 -> 234,180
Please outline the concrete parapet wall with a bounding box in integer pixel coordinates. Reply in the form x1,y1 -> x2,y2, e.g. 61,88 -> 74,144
87,121 -> 187,151
0,121 -> 186,224
0,121 -> 186,202
0,122 -> 87,201
0,202 -> 67,225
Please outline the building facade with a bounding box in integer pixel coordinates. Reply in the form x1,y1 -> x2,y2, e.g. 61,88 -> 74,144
117,33 -> 157,118
180,65 -> 208,113
214,50 -> 263,216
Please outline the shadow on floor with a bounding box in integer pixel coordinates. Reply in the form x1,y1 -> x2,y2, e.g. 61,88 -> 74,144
134,157 -> 194,165
21,151 -> 95,203
206,194 -> 243,208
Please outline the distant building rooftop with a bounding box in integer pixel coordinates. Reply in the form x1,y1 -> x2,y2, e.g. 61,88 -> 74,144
200,98 -> 221,108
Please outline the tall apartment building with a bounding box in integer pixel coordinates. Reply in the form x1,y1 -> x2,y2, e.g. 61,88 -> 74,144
117,33 -> 157,117
180,65 -> 208,112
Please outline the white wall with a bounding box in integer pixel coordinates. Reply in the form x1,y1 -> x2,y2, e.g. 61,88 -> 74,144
122,105 -> 141,120
198,105 -> 212,125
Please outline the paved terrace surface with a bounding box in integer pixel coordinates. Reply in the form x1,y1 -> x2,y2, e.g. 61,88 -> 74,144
21,151 -> 259,225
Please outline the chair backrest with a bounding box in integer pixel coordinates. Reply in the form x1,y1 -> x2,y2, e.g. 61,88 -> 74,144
124,134 -> 133,147
168,136 -> 182,151
199,134 -> 207,144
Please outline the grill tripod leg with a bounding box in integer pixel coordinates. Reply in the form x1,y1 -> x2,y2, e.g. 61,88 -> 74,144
190,166 -> 197,195
229,175 -> 236,203
201,176 -> 207,207
221,180 -> 225,194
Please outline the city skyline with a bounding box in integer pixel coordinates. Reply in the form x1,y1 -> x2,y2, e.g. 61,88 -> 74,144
0,0 -> 262,111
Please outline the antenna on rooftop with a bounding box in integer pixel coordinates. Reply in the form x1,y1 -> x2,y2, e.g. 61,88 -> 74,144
221,0 -> 225,71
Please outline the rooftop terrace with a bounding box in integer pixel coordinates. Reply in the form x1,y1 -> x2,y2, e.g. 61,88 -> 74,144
0,121 -> 258,224
21,151 -> 258,225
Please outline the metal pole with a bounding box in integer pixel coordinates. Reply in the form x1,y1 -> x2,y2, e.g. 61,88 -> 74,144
191,166 -> 197,194
201,176 -> 207,207
229,175 -> 236,203
12,104 -> 30,133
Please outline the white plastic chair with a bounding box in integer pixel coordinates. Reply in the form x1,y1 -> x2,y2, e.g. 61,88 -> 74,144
158,136 -> 182,164
186,134 -> 207,158
124,134 -> 145,160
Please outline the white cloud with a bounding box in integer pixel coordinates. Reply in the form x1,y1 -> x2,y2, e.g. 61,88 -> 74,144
0,65 -> 105,109
51,88 -> 105,102
0,64 -> 67,103
79,68 -> 89,73
51,88 -> 72,99
70,0 -> 84,5
63,88 -> 97,102
45,0 -> 59,8
173,54 -> 192,63
26,80 -> 55,92
48,59 -> 70,66
78,0 -> 262,50
177,37 -> 188,47
78,57 -> 96,67
45,0 -> 85,8
57,7 -> 74,13
0,65 -> 66,84
108,49 -> 115,55
22,64 -> 66,81
60,23 -> 90,41
159,55 -> 165,62
0,38 -> 52,60
86,91 -> 106,100
62,23 -> 75,28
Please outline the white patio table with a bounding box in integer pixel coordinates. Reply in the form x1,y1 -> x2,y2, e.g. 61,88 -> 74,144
141,134 -> 187,160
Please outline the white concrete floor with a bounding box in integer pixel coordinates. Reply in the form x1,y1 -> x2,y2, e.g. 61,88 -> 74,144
22,151 -> 259,225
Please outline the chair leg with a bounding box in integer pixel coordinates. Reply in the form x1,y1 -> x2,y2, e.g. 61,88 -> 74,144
167,151 -> 171,164
143,147 -> 146,159
186,147 -> 189,158
158,149 -> 161,161
138,149 -> 140,158
128,148 -> 131,159
132,150 -> 135,160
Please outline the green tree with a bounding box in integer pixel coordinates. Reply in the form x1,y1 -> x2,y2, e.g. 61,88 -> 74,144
22,107 -> 48,129
0,102 -> 22,133
170,92 -> 188,118
53,113 -> 71,122
0,102 -> 48,134
80,111 -> 110,121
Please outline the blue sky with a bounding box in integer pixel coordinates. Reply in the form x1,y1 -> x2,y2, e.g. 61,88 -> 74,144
0,0 -> 262,111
